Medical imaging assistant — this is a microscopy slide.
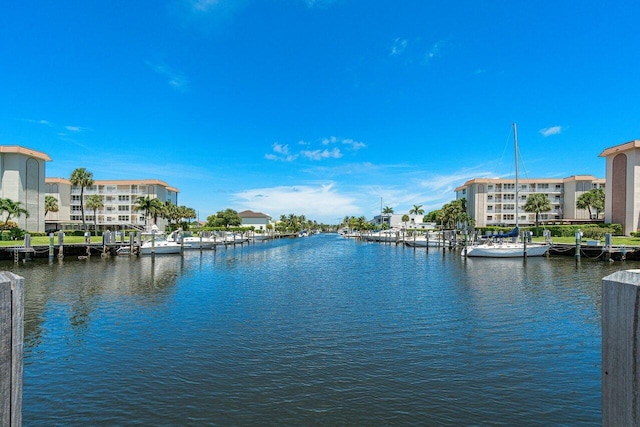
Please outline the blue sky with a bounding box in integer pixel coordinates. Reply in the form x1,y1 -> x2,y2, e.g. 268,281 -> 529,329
1,0 -> 639,224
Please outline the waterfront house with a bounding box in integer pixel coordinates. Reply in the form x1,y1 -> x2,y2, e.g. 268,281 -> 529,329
238,210 -> 272,231
371,213 -> 436,230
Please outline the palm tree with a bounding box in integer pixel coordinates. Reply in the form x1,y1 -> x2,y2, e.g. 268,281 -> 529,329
382,206 -> 394,227
85,194 -> 104,235
163,201 -> 179,230
69,168 -> 94,231
409,204 -> 424,216
401,214 -> 410,230
0,198 -> 29,229
576,188 -> 605,219
134,196 -> 162,231
524,193 -> 552,235
439,199 -> 468,230
409,204 -> 424,229
181,206 -> 197,227
45,195 -> 59,216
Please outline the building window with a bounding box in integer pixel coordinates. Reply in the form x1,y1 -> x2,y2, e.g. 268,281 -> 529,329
118,195 -> 130,201
487,216 -> 493,221
487,195 -> 493,200
118,215 -> 130,221
487,206 -> 493,211
118,205 -> 129,211
538,183 -> 549,189
504,214 -> 514,220
504,184 -> 515,190
504,194 -> 515,200
72,195 -> 81,202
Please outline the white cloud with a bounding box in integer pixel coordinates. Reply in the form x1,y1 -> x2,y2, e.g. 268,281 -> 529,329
267,136 -> 364,162
426,40 -> 444,62
146,61 -> 188,91
391,38 -> 408,56
265,143 -> 298,161
234,183 -> 360,222
301,148 -> 343,160
342,138 -> 366,150
321,136 -> 338,145
29,119 -> 52,126
540,126 -> 562,137
65,125 -> 84,132
321,136 -> 366,150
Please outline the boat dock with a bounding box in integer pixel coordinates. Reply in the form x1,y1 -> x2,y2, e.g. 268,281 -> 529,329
548,243 -> 639,261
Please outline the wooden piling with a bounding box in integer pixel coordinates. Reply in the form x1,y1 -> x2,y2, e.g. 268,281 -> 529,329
575,230 -> 582,261
602,269 -> 640,425
0,272 -> 24,427
57,231 -> 64,260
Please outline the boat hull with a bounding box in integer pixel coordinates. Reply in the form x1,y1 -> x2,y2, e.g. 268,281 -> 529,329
465,243 -> 550,258
140,242 -> 186,255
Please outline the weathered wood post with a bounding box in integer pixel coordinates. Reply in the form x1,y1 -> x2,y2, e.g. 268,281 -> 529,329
129,232 -> 135,256
602,269 -> 640,425
57,231 -> 64,260
48,233 -> 54,263
0,272 -> 24,427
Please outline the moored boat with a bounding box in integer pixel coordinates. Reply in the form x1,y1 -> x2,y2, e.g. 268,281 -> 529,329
464,123 -> 550,258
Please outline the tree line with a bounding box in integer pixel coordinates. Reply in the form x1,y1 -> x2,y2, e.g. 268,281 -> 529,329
340,187 -> 606,233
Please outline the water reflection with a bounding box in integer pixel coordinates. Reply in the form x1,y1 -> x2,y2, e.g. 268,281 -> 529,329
4,254 -> 184,350
8,236 -> 620,425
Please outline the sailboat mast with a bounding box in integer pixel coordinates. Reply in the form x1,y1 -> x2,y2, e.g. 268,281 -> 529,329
513,122 -> 519,229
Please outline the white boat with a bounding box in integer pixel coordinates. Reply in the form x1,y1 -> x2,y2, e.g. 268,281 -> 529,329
223,232 -> 248,244
167,231 -> 217,249
465,123 -> 550,258
363,229 -> 399,243
404,232 -> 448,247
464,240 -> 550,257
140,238 -> 187,255
140,229 -> 188,255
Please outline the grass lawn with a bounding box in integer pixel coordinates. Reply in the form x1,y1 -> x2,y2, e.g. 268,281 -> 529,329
532,236 -> 640,246
0,235 -> 106,247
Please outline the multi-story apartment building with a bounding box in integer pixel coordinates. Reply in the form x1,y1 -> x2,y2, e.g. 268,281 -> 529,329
45,178 -> 179,232
455,175 -> 605,228
599,139 -> 640,235
0,146 -> 50,232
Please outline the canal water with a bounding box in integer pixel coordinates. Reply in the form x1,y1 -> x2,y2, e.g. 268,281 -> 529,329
8,233 -> 616,425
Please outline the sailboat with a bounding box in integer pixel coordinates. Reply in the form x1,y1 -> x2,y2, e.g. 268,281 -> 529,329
465,123 -> 551,258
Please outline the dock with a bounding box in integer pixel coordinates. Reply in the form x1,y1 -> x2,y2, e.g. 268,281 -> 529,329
549,243 -> 639,261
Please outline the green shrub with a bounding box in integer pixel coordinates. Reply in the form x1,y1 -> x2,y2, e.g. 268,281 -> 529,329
8,227 -> 25,240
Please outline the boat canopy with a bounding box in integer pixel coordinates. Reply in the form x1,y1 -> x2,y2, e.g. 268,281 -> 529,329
494,226 -> 518,238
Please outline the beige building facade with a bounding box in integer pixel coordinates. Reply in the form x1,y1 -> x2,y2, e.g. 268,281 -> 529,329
599,140 -> 640,235
455,175 -> 605,228
0,146 -> 51,232
46,178 -> 179,232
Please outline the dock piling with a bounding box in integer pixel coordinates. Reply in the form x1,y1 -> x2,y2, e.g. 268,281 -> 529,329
602,270 -> 640,425
0,272 -> 24,427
